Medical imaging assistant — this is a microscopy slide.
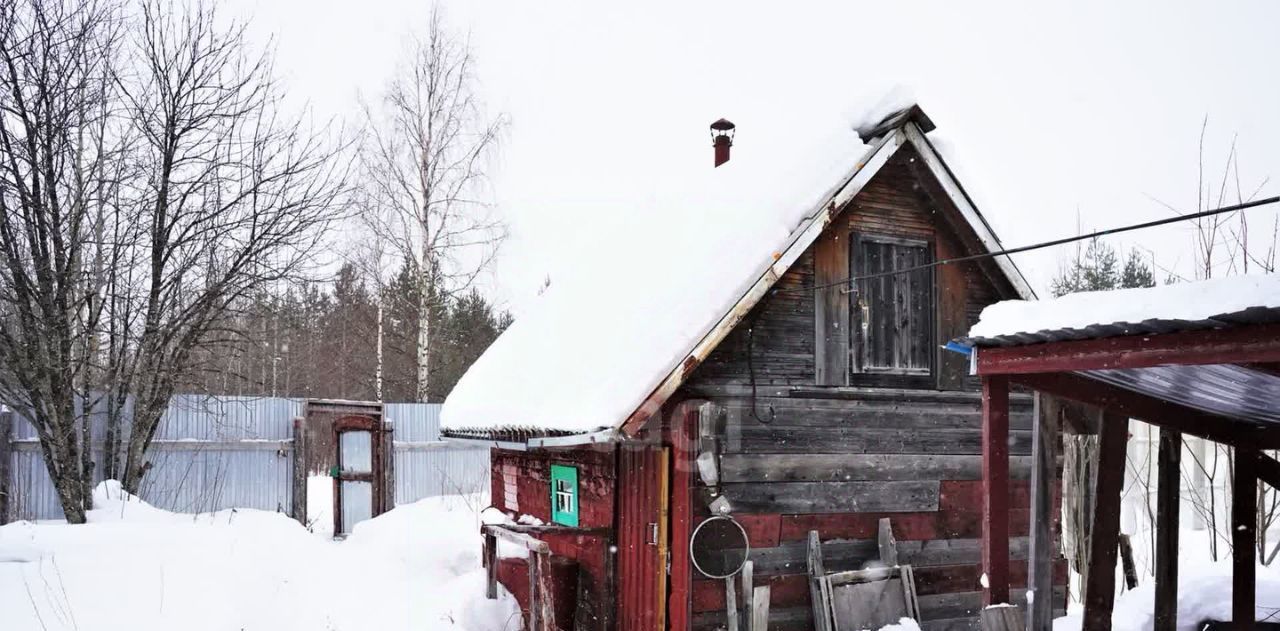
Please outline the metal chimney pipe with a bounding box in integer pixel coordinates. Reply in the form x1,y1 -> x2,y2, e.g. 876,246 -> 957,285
710,118 -> 735,167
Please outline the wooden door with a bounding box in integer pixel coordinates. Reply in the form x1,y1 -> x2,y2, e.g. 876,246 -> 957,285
617,444 -> 670,631
332,415 -> 388,536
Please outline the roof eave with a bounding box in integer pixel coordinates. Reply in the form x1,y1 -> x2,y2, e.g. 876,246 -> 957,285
442,428 -> 620,450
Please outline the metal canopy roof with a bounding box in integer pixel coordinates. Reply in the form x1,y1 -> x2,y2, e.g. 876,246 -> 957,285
1084,364 -> 1280,426
966,304 -> 1280,427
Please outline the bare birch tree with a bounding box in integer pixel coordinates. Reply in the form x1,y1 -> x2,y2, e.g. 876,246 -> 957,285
0,0 -> 124,523
360,7 -> 505,402
107,0 -> 348,492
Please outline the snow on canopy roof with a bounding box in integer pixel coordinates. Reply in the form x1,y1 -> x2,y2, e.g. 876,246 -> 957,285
442,98 -> 1029,439
965,273 -> 1280,346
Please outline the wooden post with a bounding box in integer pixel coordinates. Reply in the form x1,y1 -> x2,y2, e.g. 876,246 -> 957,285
982,375 -> 1011,605
808,530 -> 831,631
1153,428 -> 1181,631
528,550 -> 541,631
1026,394 -> 1057,631
290,417 -> 307,525
1081,412 -> 1128,631
725,575 -> 739,631
981,605 -> 1026,631
878,517 -> 899,567
537,553 -> 556,631
750,585 -> 771,631
382,420 -> 395,514
1233,449 -> 1258,631
1118,535 -> 1139,590
484,531 -> 498,599
741,560 -> 754,629
0,409 -> 12,525
604,534 -> 617,631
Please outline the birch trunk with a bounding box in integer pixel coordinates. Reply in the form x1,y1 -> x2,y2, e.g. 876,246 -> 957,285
416,257 -> 433,402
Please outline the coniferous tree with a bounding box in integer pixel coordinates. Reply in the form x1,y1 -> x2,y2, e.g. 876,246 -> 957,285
1051,238 -> 1156,297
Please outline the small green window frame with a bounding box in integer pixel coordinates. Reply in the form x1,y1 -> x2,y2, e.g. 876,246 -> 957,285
550,464 -> 579,527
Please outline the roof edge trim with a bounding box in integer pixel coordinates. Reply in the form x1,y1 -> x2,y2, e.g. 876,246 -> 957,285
900,123 -> 1036,300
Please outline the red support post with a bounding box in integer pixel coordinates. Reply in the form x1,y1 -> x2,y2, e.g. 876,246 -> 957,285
1082,412 -> 1129,631
1233,449 -> 1258,630
981,375 -> 1010,605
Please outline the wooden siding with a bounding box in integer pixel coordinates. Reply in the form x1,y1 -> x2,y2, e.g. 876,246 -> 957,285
491,446 -> 616,529
490,446 -> 616,631
675,392 -> 1063,629
694,146 -> 1007,391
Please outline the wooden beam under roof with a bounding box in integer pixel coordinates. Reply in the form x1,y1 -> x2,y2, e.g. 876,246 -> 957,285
1011,372 -> 1280,449
975,322 -> 1280,375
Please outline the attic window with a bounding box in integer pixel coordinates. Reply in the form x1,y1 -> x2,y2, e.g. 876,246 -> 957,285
550,464 -> 579,527
849,233 -> 935,379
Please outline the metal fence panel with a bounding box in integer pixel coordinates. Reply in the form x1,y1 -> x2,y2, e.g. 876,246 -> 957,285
5,398 -> 489,522
394,445 -> 490,504
156,395 -> 301,441
384,403 -> 441,442
8,445 -> 64,521
139,443 -> 294,515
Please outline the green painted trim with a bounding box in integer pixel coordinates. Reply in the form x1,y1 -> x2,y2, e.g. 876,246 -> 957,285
550,464 -> 579,527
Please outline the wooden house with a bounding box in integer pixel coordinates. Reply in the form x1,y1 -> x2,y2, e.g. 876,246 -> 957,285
441,104 -> 1067,631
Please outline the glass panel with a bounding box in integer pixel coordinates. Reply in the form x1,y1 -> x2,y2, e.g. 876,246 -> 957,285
340,431 -> 372,472
340,480 -> 372,533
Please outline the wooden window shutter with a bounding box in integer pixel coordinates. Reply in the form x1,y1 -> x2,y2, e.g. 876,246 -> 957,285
850,234 -> 935,379
814,230 -> 850,386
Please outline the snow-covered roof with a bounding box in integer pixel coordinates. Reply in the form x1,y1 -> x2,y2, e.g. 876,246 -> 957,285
966,274 -> 1280,346
442,102 -> 1033,441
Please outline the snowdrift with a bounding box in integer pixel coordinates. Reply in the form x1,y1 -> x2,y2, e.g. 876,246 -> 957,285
0,481 -> 519,631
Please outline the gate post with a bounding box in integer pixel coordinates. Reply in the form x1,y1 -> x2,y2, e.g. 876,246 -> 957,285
0,409 -> 12,525
291,416 -> 307,525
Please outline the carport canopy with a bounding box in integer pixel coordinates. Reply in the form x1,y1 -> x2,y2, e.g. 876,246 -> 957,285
957,274 -> 1280,631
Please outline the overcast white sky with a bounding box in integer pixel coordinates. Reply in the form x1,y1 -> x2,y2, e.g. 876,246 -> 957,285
229,0 -> 1280,314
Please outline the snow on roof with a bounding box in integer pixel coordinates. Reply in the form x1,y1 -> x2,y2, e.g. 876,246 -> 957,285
967,273 -> 1280,343
442,97 -> 1027,438
442,118 -> 874,436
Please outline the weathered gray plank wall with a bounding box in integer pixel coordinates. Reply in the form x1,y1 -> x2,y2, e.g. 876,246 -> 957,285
679,152 -> 1064,631
4,398 -> 487,521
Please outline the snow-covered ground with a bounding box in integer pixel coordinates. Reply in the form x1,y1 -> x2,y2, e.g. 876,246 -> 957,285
0,481 -> 519,631
1053,528 -> 1280,631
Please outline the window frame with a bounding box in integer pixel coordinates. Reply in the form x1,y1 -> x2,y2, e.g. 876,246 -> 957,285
549,464 -> 579,527
848,231 -> 937,386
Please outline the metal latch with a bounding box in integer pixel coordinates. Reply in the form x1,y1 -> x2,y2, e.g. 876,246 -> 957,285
647,522 -> 659,545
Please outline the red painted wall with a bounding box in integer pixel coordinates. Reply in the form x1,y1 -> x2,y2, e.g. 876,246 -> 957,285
490,446 -> 616,630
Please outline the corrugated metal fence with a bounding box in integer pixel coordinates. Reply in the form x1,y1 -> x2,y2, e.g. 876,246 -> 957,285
3,397 -> 487,522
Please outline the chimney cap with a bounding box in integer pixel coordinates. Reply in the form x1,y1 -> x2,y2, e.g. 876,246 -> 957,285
710,118 -> 736,132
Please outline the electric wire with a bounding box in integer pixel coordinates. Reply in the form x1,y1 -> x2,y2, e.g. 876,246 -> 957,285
777,196 -> 1280,295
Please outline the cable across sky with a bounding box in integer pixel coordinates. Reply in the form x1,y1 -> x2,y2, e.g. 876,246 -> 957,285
778,196 -> 1280,294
